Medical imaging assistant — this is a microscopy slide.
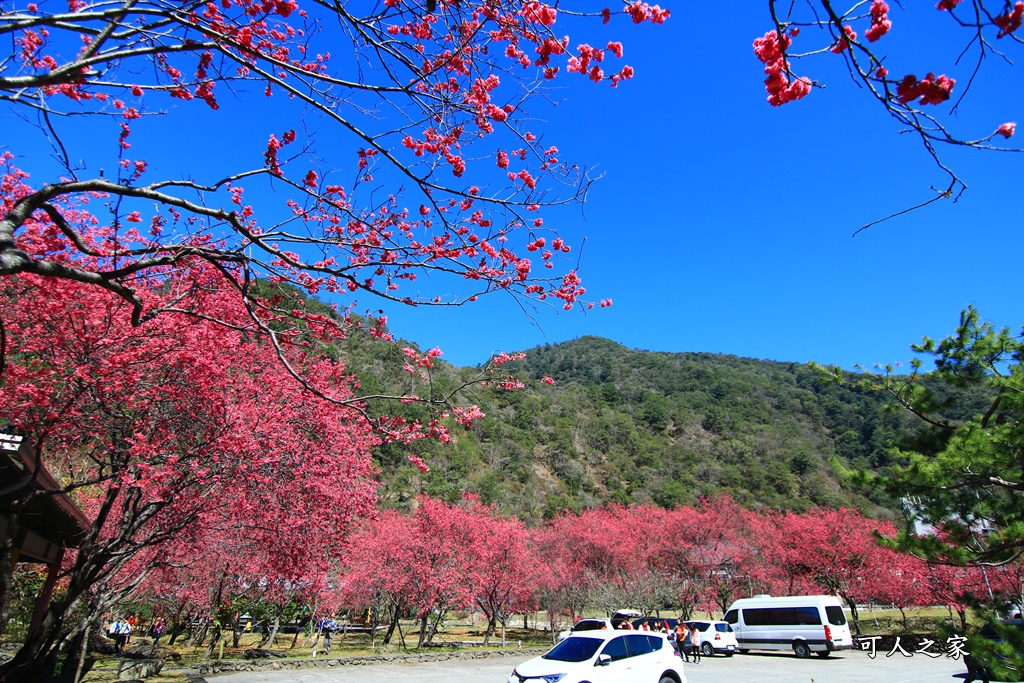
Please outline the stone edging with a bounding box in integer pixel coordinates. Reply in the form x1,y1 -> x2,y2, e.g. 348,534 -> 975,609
192,647 -> 550,680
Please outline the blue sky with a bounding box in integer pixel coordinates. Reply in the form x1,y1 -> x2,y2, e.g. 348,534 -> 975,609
6,2 -> 1020,372
381,4 -> 1022,370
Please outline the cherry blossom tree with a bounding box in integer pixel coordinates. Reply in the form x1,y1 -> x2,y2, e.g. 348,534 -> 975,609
925,562 -> 992,630
341,496 -> 478,648
531,518 -> 595,635
460,499 -> 542,646
866,550 -> 930,631
339,509 -> 427,648
752,507 -> 900,634
655,496 -> 761,614
0,268 -> 377,682
748,510 -> 819,597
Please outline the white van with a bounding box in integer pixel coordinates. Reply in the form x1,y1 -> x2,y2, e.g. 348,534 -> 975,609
723,595 -> 853,658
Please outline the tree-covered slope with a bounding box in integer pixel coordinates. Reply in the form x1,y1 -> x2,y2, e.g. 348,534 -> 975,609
345,333 -> 918,522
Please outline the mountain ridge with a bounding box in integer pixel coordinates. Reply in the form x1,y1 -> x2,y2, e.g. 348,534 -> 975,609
346,331 -> 912,522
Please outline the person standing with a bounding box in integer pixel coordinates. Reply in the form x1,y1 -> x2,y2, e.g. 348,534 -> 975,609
689,623 -> 701,664
674,622 -> 688,662
679,623 -> 692,663
322,615 -> 338,655
963,624 -> 991,683
126,614 -> 137,646
150,618 -> 167,647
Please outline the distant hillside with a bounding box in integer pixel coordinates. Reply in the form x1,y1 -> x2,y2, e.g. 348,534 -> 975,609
339,331 -> 922,522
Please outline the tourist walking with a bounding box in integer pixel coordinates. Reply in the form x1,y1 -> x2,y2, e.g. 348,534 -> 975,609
150,618 -> 167,647
108,617 -> 131,657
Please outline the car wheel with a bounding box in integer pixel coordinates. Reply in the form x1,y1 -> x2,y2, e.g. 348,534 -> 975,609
658,677 -> 676,683
794,642 -> 811,659
701,642 -> 714,657
816,650 -> 831,658
739,648 -> 749,654
725,651 -> 734,657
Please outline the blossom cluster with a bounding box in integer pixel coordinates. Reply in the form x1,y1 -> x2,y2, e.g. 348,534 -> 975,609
753,30 -> 811,106
994,2 -> 1024,37
896,73 -> 955,106
865,1 -> 892,42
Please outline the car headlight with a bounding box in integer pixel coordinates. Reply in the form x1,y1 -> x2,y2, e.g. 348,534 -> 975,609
509,669 -> 565,683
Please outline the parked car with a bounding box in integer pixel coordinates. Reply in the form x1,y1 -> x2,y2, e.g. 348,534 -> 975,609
558,610 -> 643,642
682,620 -> 738,656
510,629 -> 686,683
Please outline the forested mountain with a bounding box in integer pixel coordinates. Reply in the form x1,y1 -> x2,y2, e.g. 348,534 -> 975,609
338,329 -> 922,523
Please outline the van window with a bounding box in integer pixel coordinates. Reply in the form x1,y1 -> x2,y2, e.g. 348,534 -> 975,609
742,607 -> 821,626
743,608 -> 770,626
724,610 -> 738,625
794,607 -> 822,625
826,606 -> 847,626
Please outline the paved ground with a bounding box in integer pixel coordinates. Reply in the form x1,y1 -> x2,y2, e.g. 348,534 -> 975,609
207,649 -> 977,683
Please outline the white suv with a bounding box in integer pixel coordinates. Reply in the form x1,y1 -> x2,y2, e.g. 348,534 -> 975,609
683,621 -> 738,657
510,630 -> 686,683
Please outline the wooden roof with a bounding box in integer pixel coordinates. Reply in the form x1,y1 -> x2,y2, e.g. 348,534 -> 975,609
0,432 -> 90,564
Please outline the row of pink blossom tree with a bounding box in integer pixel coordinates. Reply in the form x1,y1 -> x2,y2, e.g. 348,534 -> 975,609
133,494 -> 1023,648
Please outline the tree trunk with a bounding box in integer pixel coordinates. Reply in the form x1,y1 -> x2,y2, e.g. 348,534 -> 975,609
416,613 -> 429,648
202,623 -> 223,660
842,593 -> 861,635
188,619 -> 210,648
0,559 -> 98,682
54,625 -> 89,683
167,606 -> 188,646
482,613 -> 497,646
423,610 -> 444,646
266,614 -> 280,649
232,613 -> 243,648
395,616 -> 408,651
370,604 -> 379,650
383,608 -> 400,645
258,618 -> 272,648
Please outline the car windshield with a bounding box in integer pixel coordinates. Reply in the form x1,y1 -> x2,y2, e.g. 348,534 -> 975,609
543,636 -> 603,663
